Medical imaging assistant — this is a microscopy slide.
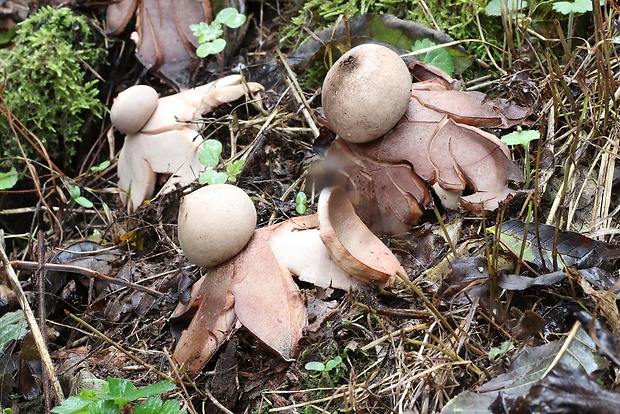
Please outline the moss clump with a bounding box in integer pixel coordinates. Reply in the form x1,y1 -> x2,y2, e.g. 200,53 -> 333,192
0,6 -> 106,164
282,0 -> 505,69
281,0 -> 416,46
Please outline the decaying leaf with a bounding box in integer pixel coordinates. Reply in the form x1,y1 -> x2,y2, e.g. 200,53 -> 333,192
497,364 -> 620,413
441,327 -> 608,413
489,219 -> 620,271
107,0 -> 213,88
318,187 -> 405,285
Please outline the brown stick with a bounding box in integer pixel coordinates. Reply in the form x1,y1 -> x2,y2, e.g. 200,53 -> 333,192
7,260 -> 164,298
0,231 -> 65,404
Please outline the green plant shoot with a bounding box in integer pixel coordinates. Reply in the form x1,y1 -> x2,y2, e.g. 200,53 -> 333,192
488,341 -> 516,360
305,355 -> 342,372
295,192 -> 308,215
51,377 -> 183,414
198,139 -> 245,185
191,8 -> 246,58
501,128 -> 539,189
90,160 -> 111,172
69,185 -> 94,209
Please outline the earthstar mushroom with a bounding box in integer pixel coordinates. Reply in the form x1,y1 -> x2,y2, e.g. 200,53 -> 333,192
321,44 -> 412,143
177,184 -> 257,268
110,75 -> 264,212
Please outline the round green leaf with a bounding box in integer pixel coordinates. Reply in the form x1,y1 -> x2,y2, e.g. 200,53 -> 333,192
304,361 -> 326,372
199,139 -> 223,167
0,167 -> 18,190
196,39 -> 226,57
215,8 -> 246,28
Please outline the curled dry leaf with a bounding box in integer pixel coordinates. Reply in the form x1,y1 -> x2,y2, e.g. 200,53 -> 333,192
114,75 -> 264,212
107,0 -> 213,88
318,187 -> 405,285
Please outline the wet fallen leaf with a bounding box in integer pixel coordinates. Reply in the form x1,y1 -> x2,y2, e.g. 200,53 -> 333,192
506,364 -> 620,413
575,310 -> 620,367
442,327 -> 609,413
318,186 -> 405,285
490,219 -> 620,271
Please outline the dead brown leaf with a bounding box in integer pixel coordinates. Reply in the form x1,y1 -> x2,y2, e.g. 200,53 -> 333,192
107,0 -> 212,88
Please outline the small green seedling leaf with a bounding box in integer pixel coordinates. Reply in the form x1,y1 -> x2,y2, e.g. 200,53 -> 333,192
196,39 -> 227,58
489,341 -> 516,360
552,0 -> 597,14
0,167 -> 18,190
199,169 -> 229,185
191,8 -> 245,57
501,129 -> 539,148
190,23 -> 223,43
295,191 -> 307,215
0,310 -> 28,351
69,186 -> 94,208
225,159 -> 244,182
305,361 -> 327,372
75,196 -> 94,209
199,139 -> 223,168
324,356 -> 342,371
484,0 -> 528,16
90,160 -> 111,172
70,185 -> 81,200
215,7 -> 246,28
97,378 -> 176,407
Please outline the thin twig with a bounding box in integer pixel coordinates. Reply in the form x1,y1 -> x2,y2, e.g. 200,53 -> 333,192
7,260 -> 164,298
0,230 -> 65,404
66,311 -> 172,381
